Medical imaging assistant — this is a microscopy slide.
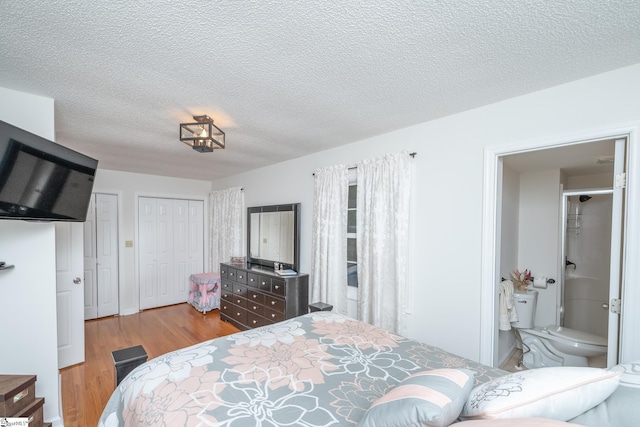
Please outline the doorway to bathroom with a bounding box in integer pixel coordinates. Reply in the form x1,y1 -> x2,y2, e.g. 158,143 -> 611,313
494,135 -> 627,370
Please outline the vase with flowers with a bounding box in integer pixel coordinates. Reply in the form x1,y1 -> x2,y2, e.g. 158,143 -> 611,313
511,269 -> 532,291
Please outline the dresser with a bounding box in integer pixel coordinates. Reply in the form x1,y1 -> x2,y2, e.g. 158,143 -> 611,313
219,263 -> 309,330
0,374 -> 51,427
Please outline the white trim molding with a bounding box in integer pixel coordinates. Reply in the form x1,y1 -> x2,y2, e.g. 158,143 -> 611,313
480,123 -> 640,366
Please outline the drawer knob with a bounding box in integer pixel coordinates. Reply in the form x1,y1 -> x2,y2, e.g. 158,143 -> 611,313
237,299 -> 241,304
274,285 -> 280,290
271,301 -> 276,305
253,295 -> 257,299
239,274 -> 244,279
261,281 -> 266,285
237,312 -> 241,316
253,320 -> 257,324
271,314 -> 276,318
250,278 -> 255,282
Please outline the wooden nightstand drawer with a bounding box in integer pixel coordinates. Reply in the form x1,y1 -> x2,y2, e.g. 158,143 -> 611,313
16,396 -> 44,427
0,375 -> 36,416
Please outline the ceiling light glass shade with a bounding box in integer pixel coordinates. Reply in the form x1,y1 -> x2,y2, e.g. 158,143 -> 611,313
180,115 -> 225,153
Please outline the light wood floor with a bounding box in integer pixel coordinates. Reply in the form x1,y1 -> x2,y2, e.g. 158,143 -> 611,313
59,303 -> 239,427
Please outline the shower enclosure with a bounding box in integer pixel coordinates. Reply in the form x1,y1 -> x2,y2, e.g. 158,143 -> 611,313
561,190 -> 614,366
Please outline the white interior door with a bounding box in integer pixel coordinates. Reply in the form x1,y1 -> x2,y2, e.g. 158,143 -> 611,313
83,196 -> 98,320
188,200 -> 205,274
96,193 -> 119,317
174,199 -> 190,303
139,197 -> 158,309
56,222 -> 85,369
156,198 -> 175,307
607,138 -> 626,367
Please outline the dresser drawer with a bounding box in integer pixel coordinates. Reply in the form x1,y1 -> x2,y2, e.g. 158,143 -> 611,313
228,304 -> 247,324
271,278 -> 286,296
220,300 -> 233,314
0,375 -> 36,416
219,265 -> 228,279
231,294 -> 247,308
247,312 -> 269,328
235,269 -> 248,284
221,280 -> 233,294
247,273 -> 259,288
233,283 -> 247,297
264,295 -> 285,313
257,276 -> 271,292
264,306 -> 285,323
227,268 -> 238,281
247,299 -> 265,316
247,290 -> 265,305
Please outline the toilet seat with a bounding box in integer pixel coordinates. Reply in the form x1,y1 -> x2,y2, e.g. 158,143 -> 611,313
544,325 -> 607,347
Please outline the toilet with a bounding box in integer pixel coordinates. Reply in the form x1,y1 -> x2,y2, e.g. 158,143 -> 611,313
511,290 -> 608,368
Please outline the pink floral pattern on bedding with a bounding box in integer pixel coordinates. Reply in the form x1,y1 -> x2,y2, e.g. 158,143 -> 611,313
99,312 -> 507,427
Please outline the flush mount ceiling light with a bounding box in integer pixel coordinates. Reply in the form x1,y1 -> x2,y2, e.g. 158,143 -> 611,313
180,115 -> 225,153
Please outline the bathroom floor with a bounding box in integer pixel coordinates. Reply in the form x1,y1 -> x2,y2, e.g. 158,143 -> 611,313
500,349 -> 527,372
500,349 -> 608,373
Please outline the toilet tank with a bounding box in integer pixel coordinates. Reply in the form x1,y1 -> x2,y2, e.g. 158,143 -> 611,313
511,290 -> 538,329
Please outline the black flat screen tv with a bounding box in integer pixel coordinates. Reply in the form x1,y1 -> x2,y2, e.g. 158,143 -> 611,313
0,119 -> 98,221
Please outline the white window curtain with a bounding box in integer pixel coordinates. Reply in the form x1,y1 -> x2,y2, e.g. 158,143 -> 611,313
311,165 -> 349,315
209,187 -> 244,271
357,151 -> 411,334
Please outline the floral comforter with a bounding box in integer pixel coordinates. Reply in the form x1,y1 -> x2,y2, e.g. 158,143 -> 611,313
99,312 -> 506,426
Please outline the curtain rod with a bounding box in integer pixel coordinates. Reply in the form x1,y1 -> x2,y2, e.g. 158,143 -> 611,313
313,152 -> 417,176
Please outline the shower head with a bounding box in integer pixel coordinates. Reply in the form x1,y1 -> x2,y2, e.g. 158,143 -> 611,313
579,195 -> 592,203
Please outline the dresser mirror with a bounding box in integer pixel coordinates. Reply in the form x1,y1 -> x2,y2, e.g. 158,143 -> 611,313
247,203 -> 300,272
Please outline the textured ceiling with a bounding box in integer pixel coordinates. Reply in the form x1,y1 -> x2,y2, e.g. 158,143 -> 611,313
1,1 -> 639,181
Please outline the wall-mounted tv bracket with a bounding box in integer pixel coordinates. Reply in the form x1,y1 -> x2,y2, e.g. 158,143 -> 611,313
0,261 -> 15,270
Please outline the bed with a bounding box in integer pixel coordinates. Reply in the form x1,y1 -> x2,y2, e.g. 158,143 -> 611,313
98,312 -> 636,426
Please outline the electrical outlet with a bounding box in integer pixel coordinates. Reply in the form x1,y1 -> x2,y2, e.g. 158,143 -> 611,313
125,240 -> 134,248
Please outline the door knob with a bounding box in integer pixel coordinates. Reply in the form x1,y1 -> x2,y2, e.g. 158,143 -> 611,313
601,303 -> 609,310
73,277 -> 82,284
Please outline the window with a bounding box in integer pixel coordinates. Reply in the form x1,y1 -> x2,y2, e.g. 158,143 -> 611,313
347,172 -> 357,287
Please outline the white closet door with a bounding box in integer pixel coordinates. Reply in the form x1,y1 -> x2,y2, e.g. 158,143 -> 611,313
84,196 -> 98,319
96,193 -> 119,317
139,197 -> 158,310
138,197 -> 204,310
188,200 -> 205,275
155,198 -> 175,307
173,199 -> 190,304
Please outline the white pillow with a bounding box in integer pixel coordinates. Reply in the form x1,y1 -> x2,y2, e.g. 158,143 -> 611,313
455,418 -> 576,426
460,367 -> 621,421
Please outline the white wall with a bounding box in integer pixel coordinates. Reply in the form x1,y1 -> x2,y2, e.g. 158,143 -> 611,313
497,164 -> 519,364
212,63 -> 640,362
92,169 -> 211,315
518,169 -> 562,327
0,87 -> 62,424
